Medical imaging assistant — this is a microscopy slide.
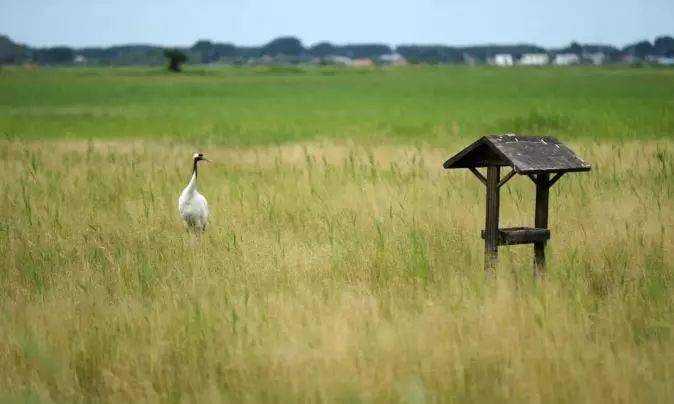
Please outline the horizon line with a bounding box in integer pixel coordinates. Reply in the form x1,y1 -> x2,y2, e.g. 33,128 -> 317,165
3,33 -> 672,51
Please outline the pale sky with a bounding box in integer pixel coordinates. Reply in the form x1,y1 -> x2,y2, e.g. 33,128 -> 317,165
1,0 -> 672,48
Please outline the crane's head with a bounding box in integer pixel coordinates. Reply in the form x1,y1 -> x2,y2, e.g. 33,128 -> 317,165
193,152 -> 208,162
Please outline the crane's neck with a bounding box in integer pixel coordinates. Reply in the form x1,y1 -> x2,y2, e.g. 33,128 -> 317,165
185,159 -> 199,193
192,158 -> 199,179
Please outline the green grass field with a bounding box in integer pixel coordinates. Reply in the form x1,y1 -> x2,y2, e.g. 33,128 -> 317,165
2,66 -> 673,144
0,66 -> 673,402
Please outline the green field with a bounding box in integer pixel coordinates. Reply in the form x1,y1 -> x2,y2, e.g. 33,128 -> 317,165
0,67 -> 673,402
1,66 -> 674,144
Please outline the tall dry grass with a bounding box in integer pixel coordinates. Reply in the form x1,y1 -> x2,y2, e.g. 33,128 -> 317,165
0,139 -> 672,402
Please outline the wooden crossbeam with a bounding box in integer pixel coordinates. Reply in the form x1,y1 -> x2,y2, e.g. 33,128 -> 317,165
469,167 -> 487,186
548,172 -> 565,187
497,169 -> 516,188
527,172 -> 565,187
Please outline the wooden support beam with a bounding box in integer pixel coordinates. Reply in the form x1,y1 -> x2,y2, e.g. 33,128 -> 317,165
527,174 -> 538,184
497,169 -> 516,188
548,172 -> 565,187
482,227 -> 551,245
534,173 -> 550,275
469,167 -> 487,186
484,166 -> 500,271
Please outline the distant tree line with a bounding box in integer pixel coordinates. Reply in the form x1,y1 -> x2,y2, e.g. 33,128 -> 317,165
1,34 -> 673,66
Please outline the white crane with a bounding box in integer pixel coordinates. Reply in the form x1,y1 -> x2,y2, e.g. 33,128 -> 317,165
178,153 -> 209,232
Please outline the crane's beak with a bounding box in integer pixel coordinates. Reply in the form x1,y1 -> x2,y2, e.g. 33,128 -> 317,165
202,157 -> 209,162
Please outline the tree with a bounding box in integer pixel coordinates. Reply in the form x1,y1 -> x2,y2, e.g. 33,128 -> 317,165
164,48 -> 187,72
343,44 -> 392,58
33,47 -> 74,65
192,40 -> 216,63
567,42 -> 582,54
262,37 -> 304,56
654,36 -> 674,57
308,42 -> 340,57
623,41 -> 654,58
0,35 -> 31,64
191,40 -> 237,63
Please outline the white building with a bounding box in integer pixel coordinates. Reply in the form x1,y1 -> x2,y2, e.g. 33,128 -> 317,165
324,55 -> 353,66
378,53 -> 407,66
656,57 -> 674,66
463,53 -> 477,66
493,54 -> 514,66
554,53 -> 580,65
519,53 -> 549,65
583,52 -> 605,65
352,58 -> 374,67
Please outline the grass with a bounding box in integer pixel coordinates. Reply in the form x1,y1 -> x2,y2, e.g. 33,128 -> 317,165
1,66 -> 673,144
0,66 -> 673,402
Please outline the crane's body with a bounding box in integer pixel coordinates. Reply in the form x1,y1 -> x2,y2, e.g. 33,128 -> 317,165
178,153 -> 209,232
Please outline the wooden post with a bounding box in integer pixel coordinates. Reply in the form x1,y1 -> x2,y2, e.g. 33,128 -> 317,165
534,173 -> 550,273
484,166 -> 500,270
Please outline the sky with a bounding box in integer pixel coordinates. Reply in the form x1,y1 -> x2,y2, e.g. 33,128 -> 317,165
1,0 -> 672,48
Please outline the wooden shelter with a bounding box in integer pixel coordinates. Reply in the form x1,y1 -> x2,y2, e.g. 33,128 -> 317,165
443,134 -> 591,272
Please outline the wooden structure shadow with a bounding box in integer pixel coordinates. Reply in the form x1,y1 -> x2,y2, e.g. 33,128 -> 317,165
443,134 -> 591,273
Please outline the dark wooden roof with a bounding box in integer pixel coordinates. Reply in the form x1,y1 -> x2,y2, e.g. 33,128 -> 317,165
443,135 -> 591,174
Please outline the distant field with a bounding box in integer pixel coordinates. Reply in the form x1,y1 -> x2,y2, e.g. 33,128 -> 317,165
0,67 -> 673,402
0,66 -> 673,144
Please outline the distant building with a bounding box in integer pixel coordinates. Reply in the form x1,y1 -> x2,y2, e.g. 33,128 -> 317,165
248,55 -> 274,65
519,53 -> 549,65
323,55 -> 353,66
621,54 -> 637,64
74,55 -> 87,64
492,54 -> 514,66
378,53 -> 407,66
352,58 -> 374,67
583,52 -> 605,65
462,53 -> 478,66
554,53 -> 580,65
655,57 -> 674,66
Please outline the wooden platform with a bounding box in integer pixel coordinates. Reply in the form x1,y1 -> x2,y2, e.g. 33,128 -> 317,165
481,227 -> 550,246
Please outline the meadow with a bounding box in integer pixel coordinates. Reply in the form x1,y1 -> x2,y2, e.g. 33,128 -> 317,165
1,66 -> 673,144
0,66 -> 673,402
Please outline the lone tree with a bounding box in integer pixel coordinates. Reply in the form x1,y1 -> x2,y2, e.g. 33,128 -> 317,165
163,48 -> 187,72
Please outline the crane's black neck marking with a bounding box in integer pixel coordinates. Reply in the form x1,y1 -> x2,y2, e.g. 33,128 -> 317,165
192,158 -> 199,179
